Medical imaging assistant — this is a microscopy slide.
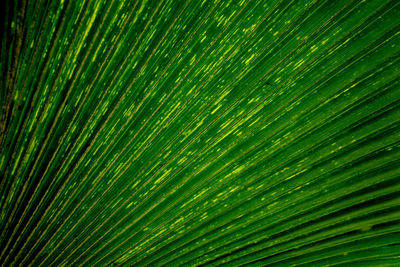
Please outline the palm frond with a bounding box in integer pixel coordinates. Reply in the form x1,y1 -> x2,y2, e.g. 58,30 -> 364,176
1,0 -> 399,266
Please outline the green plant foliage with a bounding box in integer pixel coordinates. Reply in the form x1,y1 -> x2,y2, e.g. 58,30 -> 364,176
1,0 -> 400,266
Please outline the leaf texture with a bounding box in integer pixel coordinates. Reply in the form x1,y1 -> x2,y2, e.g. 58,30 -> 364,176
1,0 -> 400,266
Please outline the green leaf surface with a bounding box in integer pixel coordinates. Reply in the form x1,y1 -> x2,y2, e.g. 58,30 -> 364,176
1,0 -> 399,266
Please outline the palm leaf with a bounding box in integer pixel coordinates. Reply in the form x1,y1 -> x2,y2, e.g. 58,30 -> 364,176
1,0 -> 399,266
